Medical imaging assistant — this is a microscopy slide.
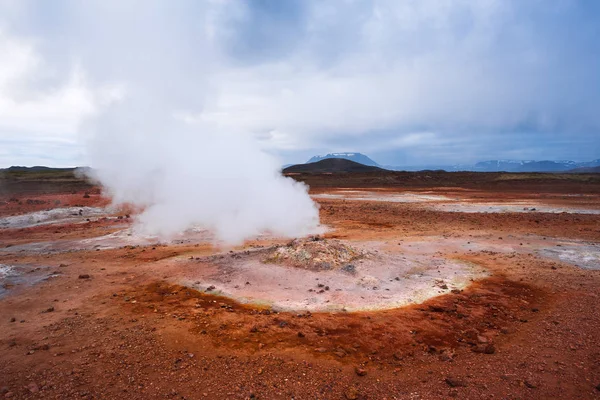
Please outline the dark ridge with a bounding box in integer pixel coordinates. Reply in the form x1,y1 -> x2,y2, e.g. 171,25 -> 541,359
567,166 -> 600,173
0,166 -> 92,196
283,158 -> 385,174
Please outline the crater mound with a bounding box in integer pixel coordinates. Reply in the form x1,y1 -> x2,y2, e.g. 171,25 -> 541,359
262,237 -> 369,272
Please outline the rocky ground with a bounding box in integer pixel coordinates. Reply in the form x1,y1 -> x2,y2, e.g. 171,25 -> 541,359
1,173 -> 600,399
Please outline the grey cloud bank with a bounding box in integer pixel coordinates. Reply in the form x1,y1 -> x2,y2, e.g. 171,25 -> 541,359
0,0 -> 599,168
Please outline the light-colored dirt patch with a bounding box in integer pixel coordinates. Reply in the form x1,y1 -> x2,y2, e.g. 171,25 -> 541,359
539,244 -> 600,270
171,240 -> 487,312
0,206 -> 114,229
313,189 -> 600,214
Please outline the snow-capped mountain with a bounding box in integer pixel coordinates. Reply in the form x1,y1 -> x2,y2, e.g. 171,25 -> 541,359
301,153 -> 600,172
473,159 -> 599,172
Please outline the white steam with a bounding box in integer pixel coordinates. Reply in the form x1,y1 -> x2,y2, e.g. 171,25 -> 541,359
84,96 -> 320,244
51,3 -> 323,244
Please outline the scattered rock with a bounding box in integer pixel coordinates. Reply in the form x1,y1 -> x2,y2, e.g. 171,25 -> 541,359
27,383 -> 39,394
78,274 -> 90,279
345,387 -> 359,400
9,317 -> 15,323
333,348 -> 347,358
445,377 -> 466,387
342,264 -> 356,274
42,306 -> 54,313
472,344 -> 496,354
438,349 -> 455,362
524,380 -> 537,389
354,366 -> 367,376
297,332 -> 305,338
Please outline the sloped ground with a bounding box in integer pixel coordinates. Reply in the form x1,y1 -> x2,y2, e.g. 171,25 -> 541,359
263,237 -> 367,271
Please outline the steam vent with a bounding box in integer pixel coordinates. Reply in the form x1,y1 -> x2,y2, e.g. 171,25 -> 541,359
174,236 -> 486,312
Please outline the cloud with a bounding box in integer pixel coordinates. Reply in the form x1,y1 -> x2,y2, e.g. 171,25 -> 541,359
0,0 -> 599,167
0,26 -> 117,166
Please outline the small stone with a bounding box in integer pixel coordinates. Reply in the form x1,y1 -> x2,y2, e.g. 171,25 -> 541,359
595,383 -> 600,391
78,274 -> 90,279
354,366 -> 367,376
524,380 -> 537,389
297,332 -> 305,338
472,344 -> 495,354
27,383 -> 39,393
42,306 -> 54,313
438,350 -> 454,362
333,349 -> 346,358
9,318 -> 15,323
445,377 -> 466,387
342,264 -> 356,274
345,387 -> 359,400
315,347 -> 327,353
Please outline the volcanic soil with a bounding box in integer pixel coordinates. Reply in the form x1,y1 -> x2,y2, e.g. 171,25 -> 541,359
1,171 -> 600,399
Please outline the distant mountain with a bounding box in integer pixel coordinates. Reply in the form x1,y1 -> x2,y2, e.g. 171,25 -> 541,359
300,154 -> 600,172
567,166 -> 600,173
307,153 -> 380,167
473,159 -> 600,172
284,158 -> 385,174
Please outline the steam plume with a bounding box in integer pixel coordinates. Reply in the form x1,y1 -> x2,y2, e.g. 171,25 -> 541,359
85,97 -> 320,244
70,2 -> 321,244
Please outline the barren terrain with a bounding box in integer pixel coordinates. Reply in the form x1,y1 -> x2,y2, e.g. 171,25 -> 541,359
1,170 -> 599,399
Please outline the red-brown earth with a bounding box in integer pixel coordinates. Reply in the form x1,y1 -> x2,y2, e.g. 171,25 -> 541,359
0,172 -> 599,399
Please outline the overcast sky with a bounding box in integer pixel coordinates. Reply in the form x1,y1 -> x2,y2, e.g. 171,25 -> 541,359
0,0 -> 599,167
